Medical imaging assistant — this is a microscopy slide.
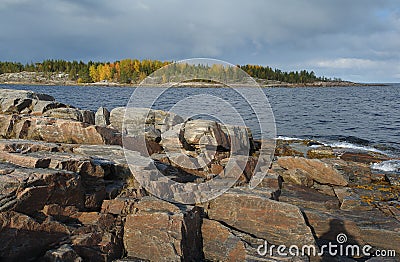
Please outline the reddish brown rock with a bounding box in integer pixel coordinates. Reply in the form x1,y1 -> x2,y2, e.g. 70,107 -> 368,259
279,183 -> 340,211
277,157 -> 348,186
123,135 -> 163,156
0,115 -> 121,145
206,187 -> 316,247
101,198 -> 136,215
340,152 -> 390,164
76,212 -> 115,230
123,197 -> 203,261
281,168 -> 314,187
0,163 -> 85,215
201,218 -> 246,261
0,151 -> 51,168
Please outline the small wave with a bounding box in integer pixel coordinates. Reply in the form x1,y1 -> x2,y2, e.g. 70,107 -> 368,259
327,142 -> 387,154
371,160 -> 400,173
276,136 -> 302,141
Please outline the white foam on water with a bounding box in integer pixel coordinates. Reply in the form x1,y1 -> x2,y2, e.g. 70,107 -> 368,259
276,136 -> 302,141
371,160 -> 400,173
328,142 -> 386,154
309,144 -> 323,148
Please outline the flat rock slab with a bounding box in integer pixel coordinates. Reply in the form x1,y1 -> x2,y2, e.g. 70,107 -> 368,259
206,187 -> 316,247
277,157 -> 349,186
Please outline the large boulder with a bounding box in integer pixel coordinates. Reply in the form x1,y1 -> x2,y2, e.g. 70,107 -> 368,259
43,108 -> 95,124
123,197 -> 203,261
221,124 -> 255,155
110,107 -> 184,136
277,157 -> 349,186
206,187 -> 316,247
95,107 -> 110,127
0,88 -> 55,114
0,115 -> 121,145
0,162 -> 85,215
182,119 -> 229,150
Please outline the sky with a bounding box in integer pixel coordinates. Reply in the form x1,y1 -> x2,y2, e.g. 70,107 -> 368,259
0,0 -> 399,83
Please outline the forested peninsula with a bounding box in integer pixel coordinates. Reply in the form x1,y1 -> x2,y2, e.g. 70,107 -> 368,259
0,59 -> 368,87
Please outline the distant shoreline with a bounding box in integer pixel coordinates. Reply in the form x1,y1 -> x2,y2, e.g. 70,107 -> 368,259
0,80 -> 389,88
0,72 -> 389,88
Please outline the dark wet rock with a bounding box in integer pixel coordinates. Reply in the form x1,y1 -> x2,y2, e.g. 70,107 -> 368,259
340,152 -> 390,164
0,211 -> 70,261
43,244 -> 83,262
274,141 -> 304,157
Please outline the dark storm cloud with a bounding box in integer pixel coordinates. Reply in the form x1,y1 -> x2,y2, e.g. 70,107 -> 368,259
1,0 -> 399,82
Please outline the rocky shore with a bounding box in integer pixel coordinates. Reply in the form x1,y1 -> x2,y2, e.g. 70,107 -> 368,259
0,71 -> 385,87
0,88 -> 399,261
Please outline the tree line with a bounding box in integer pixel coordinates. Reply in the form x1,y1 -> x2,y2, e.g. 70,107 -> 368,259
0,59 -> 336,84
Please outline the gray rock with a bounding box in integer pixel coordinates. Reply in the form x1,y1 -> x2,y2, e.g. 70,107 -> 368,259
182,119 -> 229,150
0,88 -> 55,114
110,107 -> 184,137
43,108 -> 95,124
221,124 -> 255,155
43,108 -> 83,121
95,107 -> 110,127
80,109 -> 95,125
32,100 -> 70,114
44,244 -> 83,262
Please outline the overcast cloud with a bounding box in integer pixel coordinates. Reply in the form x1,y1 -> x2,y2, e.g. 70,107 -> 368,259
0,0 -> 399,82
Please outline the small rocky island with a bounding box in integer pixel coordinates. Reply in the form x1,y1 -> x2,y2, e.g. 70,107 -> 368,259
0,88 -> 398,261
